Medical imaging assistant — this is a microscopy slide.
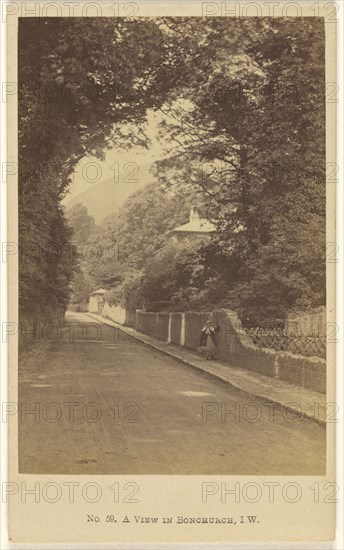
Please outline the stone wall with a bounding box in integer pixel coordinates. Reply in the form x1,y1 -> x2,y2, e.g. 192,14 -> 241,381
214,310 -> 278,378
135,308 -> 326,394
277,353 -> 326,394
155,313 -> 170,341
170,313 -> 182,345
101,303 -> 136,327
136,310 -> 210,351
184,312 -> 210,350
136,311 -> 170,340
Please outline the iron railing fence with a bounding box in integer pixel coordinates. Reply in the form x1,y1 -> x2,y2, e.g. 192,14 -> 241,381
242,327 -> 326,359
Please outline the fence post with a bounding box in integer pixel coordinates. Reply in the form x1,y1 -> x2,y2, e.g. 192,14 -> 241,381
181,313 -> 185,346
167,314 -> 172,344
274,354 -> 279,378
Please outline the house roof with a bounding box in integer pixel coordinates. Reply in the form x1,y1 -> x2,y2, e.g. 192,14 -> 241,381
163,218 -> 216,239
163,206 -> 216,240
173,218 -> 216,233
89,288 -> 106,296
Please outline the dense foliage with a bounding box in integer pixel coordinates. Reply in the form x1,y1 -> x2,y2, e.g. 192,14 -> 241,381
19,17 -> 184,324
20,17 -> 325,328
65,203 -> 97,311
67,181 -> 202,308
151,18 -> 326,325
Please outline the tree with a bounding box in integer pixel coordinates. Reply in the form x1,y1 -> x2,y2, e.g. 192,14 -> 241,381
154,18 -> 326,325
66,203 -> 96,245
19,17 -> 326,328
65,203 -> 97,309
18,18 -> 189,325
135,243 -> 199,311
81,179 -> 201,306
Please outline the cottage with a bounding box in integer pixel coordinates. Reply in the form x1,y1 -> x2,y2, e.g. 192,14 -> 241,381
88,289 -> 106,314
163,206 -> 216,245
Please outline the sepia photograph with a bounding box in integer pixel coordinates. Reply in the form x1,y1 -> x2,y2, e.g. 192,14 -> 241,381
3,2 -> 340,545
16,14 -> 328,476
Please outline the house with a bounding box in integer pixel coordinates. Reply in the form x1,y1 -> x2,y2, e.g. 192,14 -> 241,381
163,206 -> 216,245
88,288 -> 106,314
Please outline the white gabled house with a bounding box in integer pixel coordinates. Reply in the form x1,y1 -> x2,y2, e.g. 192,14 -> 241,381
163,206 -> 216,245
88,288 -> 106,314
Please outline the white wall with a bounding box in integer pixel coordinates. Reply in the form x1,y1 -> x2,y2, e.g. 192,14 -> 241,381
101,302 -> 126,325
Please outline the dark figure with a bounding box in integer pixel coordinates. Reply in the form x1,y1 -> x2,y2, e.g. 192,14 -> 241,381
200,317 -> 220,360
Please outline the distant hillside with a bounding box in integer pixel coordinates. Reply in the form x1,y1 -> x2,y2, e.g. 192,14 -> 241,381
64,163 -> 155,223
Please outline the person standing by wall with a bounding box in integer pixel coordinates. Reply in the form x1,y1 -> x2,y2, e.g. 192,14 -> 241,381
199,314 -> 220,360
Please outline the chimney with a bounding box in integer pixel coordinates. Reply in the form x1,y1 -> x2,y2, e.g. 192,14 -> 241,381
190,206 -> 200,222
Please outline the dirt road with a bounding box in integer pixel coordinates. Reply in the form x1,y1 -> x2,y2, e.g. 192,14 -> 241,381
18,312 -> 326,474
